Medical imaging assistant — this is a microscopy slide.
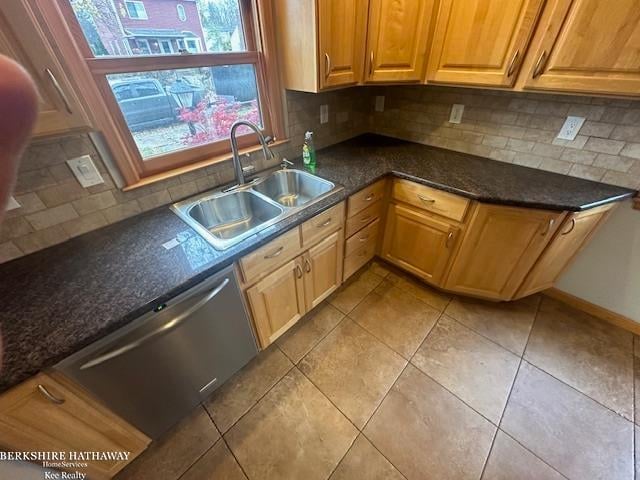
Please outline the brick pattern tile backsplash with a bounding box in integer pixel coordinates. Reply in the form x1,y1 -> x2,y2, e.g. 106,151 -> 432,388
369,86 -> 640,189
2,84 -> 638,263
0,89 -> 368,263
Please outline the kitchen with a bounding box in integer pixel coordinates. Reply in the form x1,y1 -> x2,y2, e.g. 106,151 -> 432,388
0,0 -> 639,479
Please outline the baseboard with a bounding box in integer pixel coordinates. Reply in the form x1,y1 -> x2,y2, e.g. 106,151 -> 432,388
544,288 -> 640,336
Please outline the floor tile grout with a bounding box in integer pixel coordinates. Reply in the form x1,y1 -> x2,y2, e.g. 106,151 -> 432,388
481,299 -> 571,480
222,436 -> 251,480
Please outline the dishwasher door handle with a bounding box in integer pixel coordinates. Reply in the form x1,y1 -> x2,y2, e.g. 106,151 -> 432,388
80,278 -> 230,370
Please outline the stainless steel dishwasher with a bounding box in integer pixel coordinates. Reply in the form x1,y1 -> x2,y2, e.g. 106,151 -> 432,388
55,265 -> 257,439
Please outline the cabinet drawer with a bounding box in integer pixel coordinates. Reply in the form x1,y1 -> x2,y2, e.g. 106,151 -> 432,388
240,227 -> 302,284
301,201 -> 345,247
346,201 -> 383,237
392,179 -> 469,222
343,234 -> 377,280
345,218 -> 380,257
348,180 -> 386,217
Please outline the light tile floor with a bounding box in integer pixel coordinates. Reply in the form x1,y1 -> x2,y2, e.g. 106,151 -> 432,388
117,260 -> 638,480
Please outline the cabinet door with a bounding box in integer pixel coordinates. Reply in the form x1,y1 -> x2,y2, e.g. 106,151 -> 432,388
523,0 -> 640,95
318,0 -> 368,89
427,0 -> 544,86
303,230 -> 344,310
516,205 -> 612,298
444,204 -> 565,300
382,203 -> 459,285
0,373 -> 149,479
365,0 -> 437,83
246,258 -> 306,347
0,3 -> 89,137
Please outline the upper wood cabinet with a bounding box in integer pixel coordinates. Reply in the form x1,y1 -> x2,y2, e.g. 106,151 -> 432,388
426,0 -> 545,87
515,204 -> 612,298
0,373 -> 148,479
364,0 -> 437,83
444,204 -> 565,300
318,0 -> 368,89
522,0 -> 640,95
0,2 -> 89,137
274,0 -> 368,92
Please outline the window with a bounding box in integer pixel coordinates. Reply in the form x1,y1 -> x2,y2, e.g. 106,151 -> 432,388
177,4 -> 186,21
125,1 -> 148,20
58,0 -> 284,186
160,40 -> 173,54
185,39 -> 200,53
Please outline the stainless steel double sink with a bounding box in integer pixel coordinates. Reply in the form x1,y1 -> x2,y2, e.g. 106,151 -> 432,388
171,169 -> 341,250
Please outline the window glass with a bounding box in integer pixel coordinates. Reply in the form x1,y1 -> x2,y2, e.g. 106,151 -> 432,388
69,0 -> 247,57
177,4 -> 187,21
106,64 -> 262,159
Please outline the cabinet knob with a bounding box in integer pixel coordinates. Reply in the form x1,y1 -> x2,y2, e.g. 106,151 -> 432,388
418,194 -> 435,204
445,231 -> 454,248
37,384 -> 65,405
304,258 -> 312,273
264,246 -> 284,259
295,264 -> 303,278
318,218 -> 332,228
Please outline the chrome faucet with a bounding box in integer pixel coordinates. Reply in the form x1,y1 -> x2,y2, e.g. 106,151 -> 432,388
230,120 -> 275,186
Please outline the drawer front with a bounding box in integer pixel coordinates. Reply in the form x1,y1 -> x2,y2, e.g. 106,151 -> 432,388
343,235 -> 376,280
345,218 -> 380,257
346,200 -> 383,237
240,227 -> 302,284
393,179 -> 469,222
301,201 -> 345,247
348,180 -> 386,217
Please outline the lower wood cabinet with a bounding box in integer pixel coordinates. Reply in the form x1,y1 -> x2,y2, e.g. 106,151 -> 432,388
382,203 -> 459,284
0,373 -> 149,479
246,257 -> 307,346
303,231 -> 344,311
243,203 -> 346,348
515,204 -> 613,298
444,203 -> 565,300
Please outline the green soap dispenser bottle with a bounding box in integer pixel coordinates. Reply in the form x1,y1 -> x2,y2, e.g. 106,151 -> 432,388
302,131 -> 316,168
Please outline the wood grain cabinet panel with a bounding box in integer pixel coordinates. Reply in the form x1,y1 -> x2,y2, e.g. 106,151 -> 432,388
246,258 -> 307,346
0,2 -> 89,137
303,231 -> 344,310
444,204 -> 565,300
382,203 -> 459,284
0,373 -> 149,479
318,0 -> 368,89
427,0 -> 545,86
523,0 -> 640,95
365,0 -> 437,83
274,0 -> 367,92
515,204 -> 613,298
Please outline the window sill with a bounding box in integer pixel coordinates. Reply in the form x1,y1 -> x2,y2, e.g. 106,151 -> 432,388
122,138 -> 290,191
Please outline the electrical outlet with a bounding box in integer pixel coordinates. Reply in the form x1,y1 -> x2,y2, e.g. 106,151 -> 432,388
320,104 -> 329,124
557,116 -> 586,141
375,96 -> 385,112
6,196 -> 20,211
449,104 -> 464,124
67,155 -> 104,188
336,111 -> 349,123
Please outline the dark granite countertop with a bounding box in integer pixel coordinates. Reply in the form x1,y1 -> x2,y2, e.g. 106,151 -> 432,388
0,134 -> 634,393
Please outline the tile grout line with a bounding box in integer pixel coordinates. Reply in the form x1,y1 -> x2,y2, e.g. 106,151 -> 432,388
222,436 -> 252,480
480,296 -> 571,480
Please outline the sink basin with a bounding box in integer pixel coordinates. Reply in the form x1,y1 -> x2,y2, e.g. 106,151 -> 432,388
253,169 -> 335,208
179,190 -> 283,249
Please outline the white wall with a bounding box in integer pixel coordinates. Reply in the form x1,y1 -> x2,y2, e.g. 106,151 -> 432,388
556,199 -> 640,323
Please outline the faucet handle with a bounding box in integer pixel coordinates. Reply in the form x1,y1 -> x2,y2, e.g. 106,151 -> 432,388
264,135 -> 275,145
281,158 -> 294,169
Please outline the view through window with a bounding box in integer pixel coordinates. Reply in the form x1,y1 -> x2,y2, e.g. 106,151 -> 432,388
63,0 -> 271,176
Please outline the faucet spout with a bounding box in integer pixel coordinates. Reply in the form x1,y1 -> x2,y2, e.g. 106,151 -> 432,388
230,120 -> 273,186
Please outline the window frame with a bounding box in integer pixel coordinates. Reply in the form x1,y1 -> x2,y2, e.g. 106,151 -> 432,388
45,0 -> 285,188
125,1 -> 148,20
176,4 -> 187,22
